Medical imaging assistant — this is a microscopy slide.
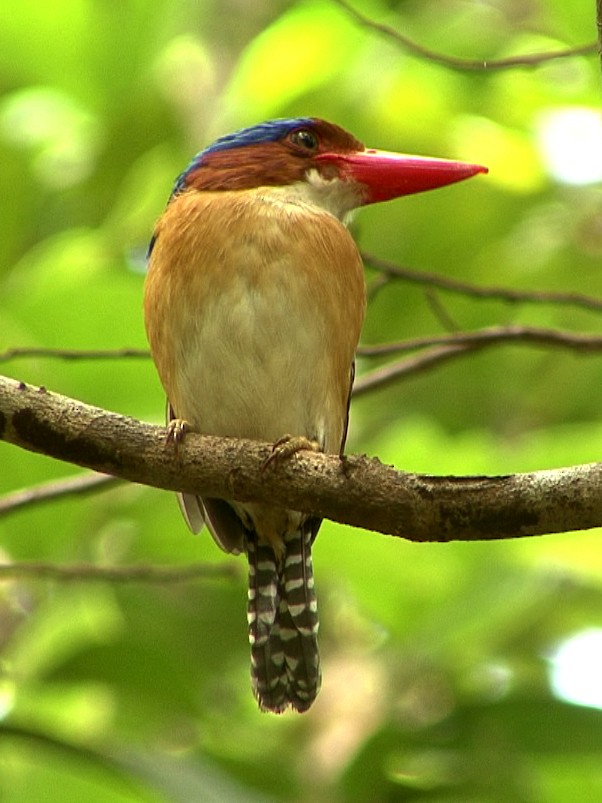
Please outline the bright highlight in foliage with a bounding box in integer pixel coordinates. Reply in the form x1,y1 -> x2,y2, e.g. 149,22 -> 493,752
537,107 -> 602,186
550,628 -> 602,710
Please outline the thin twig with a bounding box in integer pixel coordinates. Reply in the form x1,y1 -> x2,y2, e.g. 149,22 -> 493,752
354,344 -> 469,396
0,561 -> 240,584
363,252 -> 602,313
1,724 -> 140,790
597,0 -> 602,73
424,289 -> 460,332
334,0 -> 598,71
354,326 -> 602,394
357,325 -> 602,358
0,347 -> 149,363
0,472 -> 120,517
366,272 -> 392,301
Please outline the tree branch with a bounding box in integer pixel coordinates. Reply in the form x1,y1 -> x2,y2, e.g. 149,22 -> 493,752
362,253 -> 602,313
358,325 -> 602,357
334,0 -> 598,71
354,344 -> 472,395
0,561 -> 239,584
0,472 -> 119,517
353,325 -> 602,395
0,346 -> 149,363
1,375 -> 600,541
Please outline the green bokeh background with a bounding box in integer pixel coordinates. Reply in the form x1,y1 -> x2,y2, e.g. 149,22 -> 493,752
1,1 -> 602,800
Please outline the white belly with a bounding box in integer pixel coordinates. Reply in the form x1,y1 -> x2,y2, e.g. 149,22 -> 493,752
177,264 -> 344,453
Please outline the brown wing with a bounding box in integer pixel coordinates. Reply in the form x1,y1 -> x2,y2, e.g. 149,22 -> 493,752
167,402 -> 245,554
339,360 -> 355,455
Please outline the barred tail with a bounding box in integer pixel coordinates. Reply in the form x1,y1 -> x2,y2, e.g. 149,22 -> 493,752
246,525 -> 321,713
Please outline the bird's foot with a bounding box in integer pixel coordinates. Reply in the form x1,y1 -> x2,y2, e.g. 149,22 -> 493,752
262,434 -> 321,470
166,418 -> 191,451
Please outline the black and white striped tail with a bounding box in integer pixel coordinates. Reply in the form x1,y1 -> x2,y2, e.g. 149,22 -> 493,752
246,525 -> 320,713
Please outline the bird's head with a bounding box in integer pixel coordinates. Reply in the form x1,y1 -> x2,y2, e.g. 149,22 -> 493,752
173,117 -> 487,218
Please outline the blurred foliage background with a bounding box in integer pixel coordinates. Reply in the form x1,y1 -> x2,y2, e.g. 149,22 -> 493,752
1,1 -> 602,800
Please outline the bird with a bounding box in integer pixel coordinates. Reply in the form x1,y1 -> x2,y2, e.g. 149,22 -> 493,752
143,117 -> 486,713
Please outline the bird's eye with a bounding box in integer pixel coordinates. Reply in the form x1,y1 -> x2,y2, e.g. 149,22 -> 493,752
290,129 -> 319,151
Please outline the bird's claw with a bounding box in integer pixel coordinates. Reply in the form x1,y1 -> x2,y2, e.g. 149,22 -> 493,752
166,418 -> 191,451
262,434 -> 321,471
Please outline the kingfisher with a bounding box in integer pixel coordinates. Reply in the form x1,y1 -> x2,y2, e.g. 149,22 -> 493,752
144,117 -> 486,713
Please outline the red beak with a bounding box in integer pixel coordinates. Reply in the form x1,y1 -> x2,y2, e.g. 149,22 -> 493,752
316,148 -> 488,205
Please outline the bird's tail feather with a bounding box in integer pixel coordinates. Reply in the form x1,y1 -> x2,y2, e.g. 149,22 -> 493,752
247,525 -> 320,713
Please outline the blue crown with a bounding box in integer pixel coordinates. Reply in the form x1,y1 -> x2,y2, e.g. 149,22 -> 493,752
171,117 -> 314,196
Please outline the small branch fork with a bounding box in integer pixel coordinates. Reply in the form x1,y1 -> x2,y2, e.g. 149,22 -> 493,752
353,325 -> 602,396
1,376 -> 600,544
362,253 -> 602,313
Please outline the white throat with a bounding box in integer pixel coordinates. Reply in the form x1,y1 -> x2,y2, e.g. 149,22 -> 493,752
259,170 -> 362,223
